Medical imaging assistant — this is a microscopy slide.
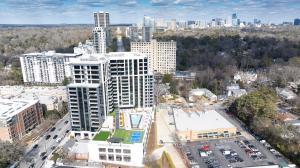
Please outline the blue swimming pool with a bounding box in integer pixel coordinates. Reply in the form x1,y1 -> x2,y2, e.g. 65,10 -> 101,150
130,131 -> 142,143
130,114 -> 142,128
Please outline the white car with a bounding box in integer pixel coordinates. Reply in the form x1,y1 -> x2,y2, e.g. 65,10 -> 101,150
56,138 -> 62,143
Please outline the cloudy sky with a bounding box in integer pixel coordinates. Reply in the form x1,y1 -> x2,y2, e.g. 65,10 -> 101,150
0,0 -> 299,24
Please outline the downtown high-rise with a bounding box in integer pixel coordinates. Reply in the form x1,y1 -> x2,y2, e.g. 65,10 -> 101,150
94,11 -> 110,28
93,11 -> 111,54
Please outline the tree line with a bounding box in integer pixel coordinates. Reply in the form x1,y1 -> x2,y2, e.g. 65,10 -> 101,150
229,87 -> 300,166
154,28 -> 300,94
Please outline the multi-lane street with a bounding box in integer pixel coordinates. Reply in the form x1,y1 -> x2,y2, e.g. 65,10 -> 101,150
20,114 -> 71,168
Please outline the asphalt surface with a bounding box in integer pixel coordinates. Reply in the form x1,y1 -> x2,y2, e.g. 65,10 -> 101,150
20,114 -> 71,168
185,138 -> 280,168
117,35 -> 125,52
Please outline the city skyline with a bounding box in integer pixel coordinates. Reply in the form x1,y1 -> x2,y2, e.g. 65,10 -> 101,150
0,0 -> 299,24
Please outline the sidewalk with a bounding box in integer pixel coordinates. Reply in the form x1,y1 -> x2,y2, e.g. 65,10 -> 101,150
154,105 -> 187,168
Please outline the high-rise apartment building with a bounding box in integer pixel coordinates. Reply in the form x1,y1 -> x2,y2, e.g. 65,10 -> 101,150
294,18 -> 300,26
0,99 -> 43,142
20,51 -> 82,84
93,27 -> 107,54
131,40 -> 176,74
142,26 -> 151,42
168,19 -> 177,30
94,12 -> 110,28
108,52 -> 154,108
68,52 -> 154,137
68,56 -> 112,138
142,16 -> 155,42
232,13 -> 238,27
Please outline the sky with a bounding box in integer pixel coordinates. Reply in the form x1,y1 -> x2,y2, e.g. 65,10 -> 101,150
0,0 -> 299,24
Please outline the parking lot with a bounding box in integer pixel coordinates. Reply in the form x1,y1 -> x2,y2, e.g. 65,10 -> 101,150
183,137 -> 280,168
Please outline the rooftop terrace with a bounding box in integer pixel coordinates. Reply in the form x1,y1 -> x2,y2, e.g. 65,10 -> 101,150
92,129 -> 144,144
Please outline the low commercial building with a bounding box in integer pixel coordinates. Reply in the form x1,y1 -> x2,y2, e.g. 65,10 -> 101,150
73,40 -> 96,55
189,88 -> 217,102
0,99 -> 43,142
173,71 -> 196,81
173,108 -> 236,141
234,71 -> 257,84
227,84 -> 247,98
276,88 -> 297,100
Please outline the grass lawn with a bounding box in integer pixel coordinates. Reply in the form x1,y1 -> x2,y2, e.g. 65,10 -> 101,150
108,111 -> 116,118
112,129 -> 144,144
93,131 -> 110,141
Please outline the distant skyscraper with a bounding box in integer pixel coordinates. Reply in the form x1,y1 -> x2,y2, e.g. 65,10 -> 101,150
94,12 -> 110,27
142,16 -> 155,42
168,19 -> 177,30
232,13 -> 238,27
187,21 -> 195,25
142,26 -> 151,42
237,19 -> 241,26
294,18 -> 300,26
93,27 -> 106,54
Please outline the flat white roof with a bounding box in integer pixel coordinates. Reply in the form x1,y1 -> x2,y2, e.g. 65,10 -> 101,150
0,86 -> 67,106
23,50 -> 82,57
68,83 -> 100,88
70,54 -> 107,64
0,99 -> 38,120
106,52 -> 147,60
173,109 -> 235,132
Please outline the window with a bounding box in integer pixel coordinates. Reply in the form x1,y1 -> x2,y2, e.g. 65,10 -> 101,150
115,149 -> 121,153
108,154 -> 114,161
116,155 -> 122,161
123,149 -> 131,154
108,148 -> 114,153
99,154 -> 106,160
99,148 -> 106,152
123,155 -> 131,162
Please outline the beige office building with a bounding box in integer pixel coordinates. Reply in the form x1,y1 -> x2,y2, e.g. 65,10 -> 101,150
173,109 -> 237,141
131,40 -> 176,74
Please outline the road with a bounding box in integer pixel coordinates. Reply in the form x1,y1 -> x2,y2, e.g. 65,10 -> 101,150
154,104 -> 187,168
117,35 -> 125,52
20,114 -> 71,168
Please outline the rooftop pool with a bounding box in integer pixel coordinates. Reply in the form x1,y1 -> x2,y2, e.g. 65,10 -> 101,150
130,114 -> 142,129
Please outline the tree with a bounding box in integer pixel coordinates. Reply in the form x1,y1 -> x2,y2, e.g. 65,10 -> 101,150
169,81 -> 178,95
0,141 -> 24,167
62,77 -> 70,86
10,65 -> 23,84
162,74 -> 172,84
229,86 -> 277,124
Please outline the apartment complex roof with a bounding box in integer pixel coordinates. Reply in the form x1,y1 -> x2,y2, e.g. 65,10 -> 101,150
106,52 -> 147,60
23,50 -> 82,57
